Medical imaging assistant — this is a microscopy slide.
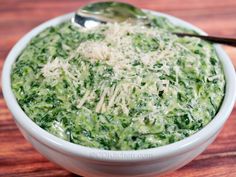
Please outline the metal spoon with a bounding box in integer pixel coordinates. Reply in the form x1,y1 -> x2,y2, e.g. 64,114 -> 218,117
71,1 -> 147,28
72,1 -> 236,47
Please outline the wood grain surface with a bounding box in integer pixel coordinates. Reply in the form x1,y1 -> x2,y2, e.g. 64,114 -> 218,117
0,0 -> 236,176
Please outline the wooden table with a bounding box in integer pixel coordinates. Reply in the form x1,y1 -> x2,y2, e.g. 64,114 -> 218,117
0,0 -> 236,176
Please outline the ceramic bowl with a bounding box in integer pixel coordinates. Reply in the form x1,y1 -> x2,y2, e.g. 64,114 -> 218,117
2,10 -> 236,177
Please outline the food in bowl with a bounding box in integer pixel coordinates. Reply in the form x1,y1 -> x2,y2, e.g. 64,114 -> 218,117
11,14 -> 225,150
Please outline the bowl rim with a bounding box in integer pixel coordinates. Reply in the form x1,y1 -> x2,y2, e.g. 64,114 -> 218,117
2,10 -> 236,162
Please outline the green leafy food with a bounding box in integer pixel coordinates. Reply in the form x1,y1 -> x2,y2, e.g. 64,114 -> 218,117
11,14 -> 225,150
133,33 -> 159,52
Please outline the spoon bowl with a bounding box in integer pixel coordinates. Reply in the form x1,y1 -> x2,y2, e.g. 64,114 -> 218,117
72,1 -> 147,28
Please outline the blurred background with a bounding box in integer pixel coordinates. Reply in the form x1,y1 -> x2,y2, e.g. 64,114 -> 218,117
0,0 -> 236,177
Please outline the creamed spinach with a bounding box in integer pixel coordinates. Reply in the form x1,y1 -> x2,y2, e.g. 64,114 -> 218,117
11,15 -> 225,150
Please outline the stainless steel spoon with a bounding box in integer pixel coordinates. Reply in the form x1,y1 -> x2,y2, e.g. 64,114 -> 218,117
71,1 -> 147,28
72,1 -> 236,47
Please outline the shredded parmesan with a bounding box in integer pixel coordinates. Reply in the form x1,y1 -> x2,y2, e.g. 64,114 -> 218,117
42,58 -> 69,79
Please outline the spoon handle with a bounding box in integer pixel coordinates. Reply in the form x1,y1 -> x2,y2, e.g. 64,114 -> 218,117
174,33 -> 236,47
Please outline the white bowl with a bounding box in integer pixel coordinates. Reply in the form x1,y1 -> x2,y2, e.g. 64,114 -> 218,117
2,10 -> 236,177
